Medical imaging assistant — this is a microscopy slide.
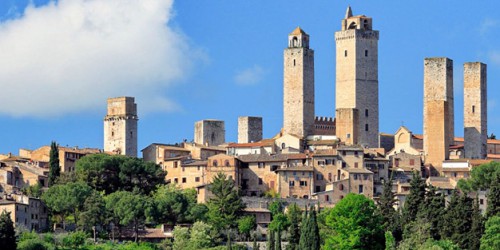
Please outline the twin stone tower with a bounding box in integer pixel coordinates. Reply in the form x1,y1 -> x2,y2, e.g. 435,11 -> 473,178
283,6 -> 379,148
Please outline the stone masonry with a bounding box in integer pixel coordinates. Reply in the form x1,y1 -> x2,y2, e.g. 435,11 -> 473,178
238,116 -> 263,143
103,97 -> 138,157
423,58 -> 454,171
464,62 -> 487,159
283,27 -> 315,138
335,6 -> 379,148
194,120 -> 225,146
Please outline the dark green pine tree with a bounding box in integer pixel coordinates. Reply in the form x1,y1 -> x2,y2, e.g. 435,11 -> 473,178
470,197 -> 484,250
253,234 -> 258,250
441,192 -> 474,249
402,171 -> 426,225
377,175 -> 402,241
0,211 -> 16,250
298,206 -> 310,250
418,185 -> 445,240
486,174 -> 500,218
286,203 -> 301,250
309,206 -> 320,250
267,228 -> 275,250
276,229 -> 282,250
48,141 -> 60,186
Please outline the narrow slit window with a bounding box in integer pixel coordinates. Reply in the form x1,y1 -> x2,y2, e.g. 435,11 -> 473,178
293,59 -> 296,66
344,50 -> 348,57
472,105 -> 475,113
365,50 -> 368,57
365,124 -> 369,131
365,109 -> 369,117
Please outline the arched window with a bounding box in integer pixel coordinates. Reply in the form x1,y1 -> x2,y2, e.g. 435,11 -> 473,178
292,36 -> 298,47
339,184 -> 344,191
212,160 -> 218,167
224,160 -> 230,167
281,143 -> 286,149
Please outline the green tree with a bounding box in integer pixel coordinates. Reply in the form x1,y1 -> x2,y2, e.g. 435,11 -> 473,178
401,172 -> 426,226
105,191 -> 150,242
48,141 -> 60,186
22,182 -> 43,198
207,173 -> 245,241
42,182 -> 92,228
486,174 -> 500,218
317,207 -> 333,247
457,161 -> 500,192
480,215 -> 500,250
470,197 -> 485,250
298,206 -> 310,250
267,230 -> 275,250
149,184 -> 190,225
172,226 -> 190,250
384,231 -> 395,250
189,221 -> 214,249
441,191 -> 474,249
276,229 -> 282,250
309,206 -> 320,250
78,191 -> 107,233
418,185 -> 445,240
377,176 -> 401,241
0,211 -> 16,250
286,203 -> 301,250
324,193 -> 384,250
238,216 -> 256,241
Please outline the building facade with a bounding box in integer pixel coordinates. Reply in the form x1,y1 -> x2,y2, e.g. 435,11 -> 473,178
464,62 -> 487,159
104,97 -> 138,157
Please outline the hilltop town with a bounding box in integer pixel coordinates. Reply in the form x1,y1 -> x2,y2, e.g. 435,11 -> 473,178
0,6 -> 499,250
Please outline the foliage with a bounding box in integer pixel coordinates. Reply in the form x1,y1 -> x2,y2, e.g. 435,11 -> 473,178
42,181 -> 93,227
486,173 -> 500,218
324,193 -> 384,250
105,191 -> 151,242
149,184 -> 191,225
76,154 -> 165,195
417,185 -> 445,240
276,230 -> 282,250
480,215 -> 500,250
401,172 -> 426,226
298,206 -> 309,250
22,182 -> 43,198
385,231 -> 395,250
62,231 -> 89,249
316,207 -> 333,247
267,229 -> 275,250
286,203 -> 301,250
377,176 -> 401,241
0,210 -> 16,250
189,221 -> 214,249
207,173 -> 245,232
79,191 -> 107,233
299,205 -> 320,250
440,191 -> 474,249
237,216 -> 256,240
48,141 -> 60,187
470,198 -> 485,250
172,226 -> 190,250
457,161 -> 500,192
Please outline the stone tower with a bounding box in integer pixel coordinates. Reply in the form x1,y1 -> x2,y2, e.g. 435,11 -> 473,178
423,58 -> 454,170
238,116 -> 263,143
335,6 -> 379,148
464,62 -> 487,159
283,27 -> 315,138
194,120 -> 225,146
104,97 -> 138,157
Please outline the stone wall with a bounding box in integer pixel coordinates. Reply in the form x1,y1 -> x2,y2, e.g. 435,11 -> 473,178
464,62 -> 487,159
104,97 -> 138,157
238,116 -> 263,143
194,120 -> 225,146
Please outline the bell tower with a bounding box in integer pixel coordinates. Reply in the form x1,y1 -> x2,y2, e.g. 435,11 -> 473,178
335,6 -> 379,147
283,27 -> 315,138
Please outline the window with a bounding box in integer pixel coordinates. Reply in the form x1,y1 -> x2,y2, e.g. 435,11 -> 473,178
354,162 -> 359,168
325,195 -> 330,202
344,50 -> 348,57
111,131 -> 114,136
364,174 -> 369,180
289,181 -> 295,187
480,199 -> 484,205
365,109 -> 369,117
174,178 -> 178,183
472,105 -> 475,113
354,174 -> 358,180
212,160 -> 218,167
365,124 -> 369,131
174,161 -> 178,168
316,174 -> 323,180
359,185 -> 364,194
365,50 -> 368,57
258,178 -> 263,185
342,151 -> 346,156
339,184 -> 344,191
452,172 -> 457,178
410,159 -> 415,166
300,181 -> 307,186
195,177 -> 200,182
182,178 -> 186,183
182,167 -> 185,172
293,171 -> 297,176
258,162 -> 265,169
224,160 -> 230,167
328,173 -> 332,181
281,143 -> 286,149
340,195 -> 344,200
293,59 -> 296,66
342,162 -> 346,168
346,133 -> 351,138
197,166 -> 200,171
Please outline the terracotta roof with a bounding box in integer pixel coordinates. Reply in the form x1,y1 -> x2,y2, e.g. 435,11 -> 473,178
412,134 -> 423,140
487,154 -> 500,159
454,137 -> 464,142
227,141 -> 273,148
182,160 -> 207,167
488,139 -> 500,144
275,166 -> 314,172
290,26 -> 307,35
449,145 -> 464,149
313,149 -> 337,156
442,167 -> 470,172
470,159 -> 493,166
286,153 -> 309,160
344,167 -> 373,174
237,154 -> 288,163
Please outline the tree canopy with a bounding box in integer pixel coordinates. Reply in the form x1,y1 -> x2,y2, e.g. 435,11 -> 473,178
0,211 -> 16,250
48,141 -> 60,187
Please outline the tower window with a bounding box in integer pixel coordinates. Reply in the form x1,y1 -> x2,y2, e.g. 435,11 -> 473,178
472,105 -> 475,113
365,109 -> 369,117
365,50 -> 368,57
344,50 -> 348,57
293,59 -> 296,66
111,131 -> 114,136
365,124 -> 369,131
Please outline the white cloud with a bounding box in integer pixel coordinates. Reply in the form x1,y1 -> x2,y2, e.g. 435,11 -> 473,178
489,51 -> 500,65
479,18 -> 499,36
234,65 -> 265,85
0,0 -> 197,117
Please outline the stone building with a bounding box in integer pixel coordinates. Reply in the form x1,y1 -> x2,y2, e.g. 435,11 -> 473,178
194,120 -> 225,146
283,27 -> 315,138
238,116 -> 263,143
104,97 -> 138,157
20,146 -> 101,172
464,62 -> 487,159
335,6 -> 379,148
0,195 -> 48,232
313,116 -> 336,136
423,58 -> 454,171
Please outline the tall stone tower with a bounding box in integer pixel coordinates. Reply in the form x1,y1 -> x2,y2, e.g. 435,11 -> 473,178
238,116 -> 263,143
194,120 -> 225,146
464,62 -> 487,159
283,27 -> 315,138
423,58 -> 454,170
335,6 -> 379,148
104,97 -> 138,157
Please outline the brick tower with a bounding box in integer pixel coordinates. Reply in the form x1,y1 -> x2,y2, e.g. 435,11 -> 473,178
464,62 -> 487,159
104,97 -> 138,157
335,6 -> 379,148
283,27 -> 315,138
423,58 -> 454,170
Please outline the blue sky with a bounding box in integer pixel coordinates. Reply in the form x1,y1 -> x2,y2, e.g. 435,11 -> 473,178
0,0 -> 499,155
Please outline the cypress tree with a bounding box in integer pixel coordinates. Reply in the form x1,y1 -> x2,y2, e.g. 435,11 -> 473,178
418,185 -> 445,240
486,174 -> 500,218
0,211 -> 16,250
377,175 -> 402,241
402,172 -> 426,226
267,228 -> 275,250
309,206 -> 320,250
470,197 -> 484,250
298,206 -> 309,250
253,234 -> 258,250
286,203 -> 301,250
441,192 -> 474,249
48,141 -> 60,186
276,229 -> 282,250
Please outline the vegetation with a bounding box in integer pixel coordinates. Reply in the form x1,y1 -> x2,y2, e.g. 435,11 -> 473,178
0,211 -> 16,250
48,141 -> 60,187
